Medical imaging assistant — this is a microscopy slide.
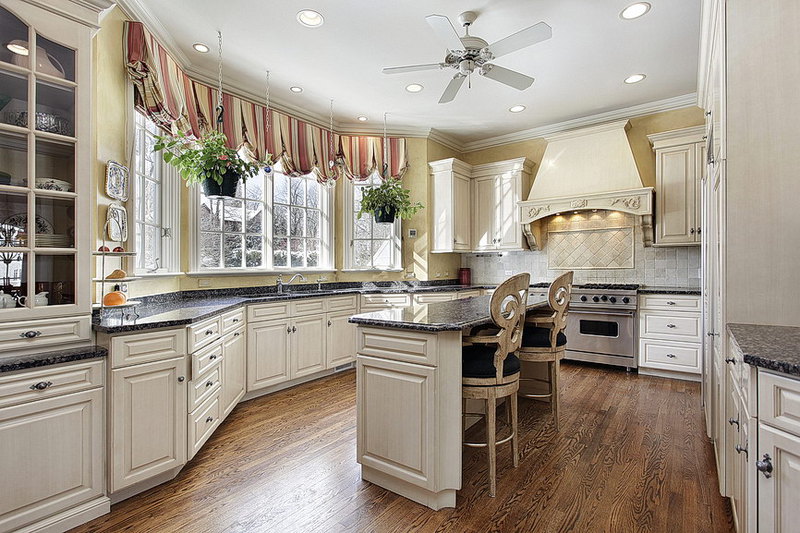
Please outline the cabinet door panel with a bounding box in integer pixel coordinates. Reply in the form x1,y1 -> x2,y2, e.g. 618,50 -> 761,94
327,311 -> 356,368
657,144 -> 697,245
247,319 -> 290,391
110,357 -> 187,492
471,177 -> 496,251
757,424 -> 800,533
0,388 -> 103,532
292,315 -> 326,378
221,328 -> 246,417
496,173 -> 521,249
453,174 -> 471,250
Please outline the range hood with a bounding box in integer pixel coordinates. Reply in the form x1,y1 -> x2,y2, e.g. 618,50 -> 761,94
518,120 -> 654,250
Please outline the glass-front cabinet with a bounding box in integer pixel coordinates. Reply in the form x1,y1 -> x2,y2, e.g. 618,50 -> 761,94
0,0 -> 99,329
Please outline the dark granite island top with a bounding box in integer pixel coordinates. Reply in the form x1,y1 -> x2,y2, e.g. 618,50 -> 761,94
349,294 -> 549,332
639,286 -> 701,295
0,345 -> 107,374
728,323 -> 800,377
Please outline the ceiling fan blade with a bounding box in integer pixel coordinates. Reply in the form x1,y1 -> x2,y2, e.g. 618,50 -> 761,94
487,22 -> 552,59
439,74 -> 466,104
425,14 -> 465,51
382,63 -> 443,75
481,64 -> 535,90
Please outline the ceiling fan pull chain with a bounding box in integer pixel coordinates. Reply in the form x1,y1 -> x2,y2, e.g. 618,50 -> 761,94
215,30 -> 224,130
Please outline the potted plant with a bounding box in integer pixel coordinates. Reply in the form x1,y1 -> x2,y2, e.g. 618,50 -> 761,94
358,177 -> 423,223
153,131 -> 268,198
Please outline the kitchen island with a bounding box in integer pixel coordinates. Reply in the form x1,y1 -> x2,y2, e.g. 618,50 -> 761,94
349,294 -> 548,509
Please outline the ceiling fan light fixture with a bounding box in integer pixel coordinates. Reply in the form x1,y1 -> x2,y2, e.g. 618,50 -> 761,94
192,42 -> 209,53
405,83 -> 424,93
289,86 -> 303,93
297,9 -> 324,28
357,116 -> 368,122
620,2 -> 651,20
624,73 -> 647,84
509,104 -> 526,113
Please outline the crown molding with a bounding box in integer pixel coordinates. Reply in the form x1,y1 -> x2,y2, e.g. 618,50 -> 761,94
647,125 -> 706,149
22,0 -> 115,29
427,129 -> 464,153
459,93 -> 699,152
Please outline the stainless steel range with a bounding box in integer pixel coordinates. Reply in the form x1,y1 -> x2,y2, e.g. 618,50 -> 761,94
564,283 -> 639,369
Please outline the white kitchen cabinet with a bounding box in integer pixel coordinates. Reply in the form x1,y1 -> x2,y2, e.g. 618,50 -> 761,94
413,292 -> 458,304
291,314 -> 327,378
648,127 -> 706,246
247,318 -> 291,391
471,176 -> 497,251
429,158 -> 472,253
110,356 -> 187,493
326,311 -> 357,368
0,363 -> 106,533
359,293 -> 412,312
638,294 -> 702,379
757,423 -> 800,533
221,327 -> 246,417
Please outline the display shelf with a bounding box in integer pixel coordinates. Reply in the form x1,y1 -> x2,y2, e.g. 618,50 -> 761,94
92,251 -> 136,257
92,277 -> 141,283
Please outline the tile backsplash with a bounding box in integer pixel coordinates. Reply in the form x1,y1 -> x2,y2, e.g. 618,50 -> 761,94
463,212 -> 701,287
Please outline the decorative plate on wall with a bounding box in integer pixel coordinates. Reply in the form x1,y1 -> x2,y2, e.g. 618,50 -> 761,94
105,161 -> 129,201
106,203 -> 128,242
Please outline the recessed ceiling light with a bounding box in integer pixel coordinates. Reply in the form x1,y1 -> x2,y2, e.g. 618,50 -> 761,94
357,116 -> 368,122
297,9 -> 324,27
289,86 -> 303,93
6,40 -> 29,56
192,42 -> 209,53
624,73 -> 646,84
620,2 -> 651,20
405,83 -> 424,93
509,105 -> 526,113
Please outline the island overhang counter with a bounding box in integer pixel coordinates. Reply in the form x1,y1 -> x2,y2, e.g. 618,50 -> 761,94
349,294 -> 548,509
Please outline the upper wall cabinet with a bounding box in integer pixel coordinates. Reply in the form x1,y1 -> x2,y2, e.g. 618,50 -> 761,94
648,127 -> 706,246
429,157 -> 533,253
0,0 -> 108,349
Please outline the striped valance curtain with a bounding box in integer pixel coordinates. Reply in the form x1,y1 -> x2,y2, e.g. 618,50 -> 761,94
123,21 -> 408,182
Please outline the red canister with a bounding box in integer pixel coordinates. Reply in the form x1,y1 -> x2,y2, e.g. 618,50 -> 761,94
458,268 -> 472,286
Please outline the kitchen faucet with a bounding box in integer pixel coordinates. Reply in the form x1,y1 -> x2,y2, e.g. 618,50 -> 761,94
276,273 -> 306,294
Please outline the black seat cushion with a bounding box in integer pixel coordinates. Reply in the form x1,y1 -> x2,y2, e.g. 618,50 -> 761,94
522,326 -> 567,348
462,344 -> 521,379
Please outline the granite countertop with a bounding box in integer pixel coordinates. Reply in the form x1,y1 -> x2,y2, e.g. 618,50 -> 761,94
0,345 -> 107,374
728,323 -> 800,377
638,286 -> 701,295
348,294 -> 549,332
93,284 -> 493,334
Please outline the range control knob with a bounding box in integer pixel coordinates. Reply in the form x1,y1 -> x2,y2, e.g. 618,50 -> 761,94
609,296 -> 617,303
622,297 -> 630,304
592,296 -> 600,303
580,296 -> 587,302
601,295 -> 608,302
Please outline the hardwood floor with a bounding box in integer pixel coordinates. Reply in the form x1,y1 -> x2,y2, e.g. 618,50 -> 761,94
71,362 -> 733,533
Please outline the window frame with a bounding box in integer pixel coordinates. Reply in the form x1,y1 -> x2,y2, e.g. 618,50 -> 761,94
129,111 -> 181,276
343,174 -> 403,272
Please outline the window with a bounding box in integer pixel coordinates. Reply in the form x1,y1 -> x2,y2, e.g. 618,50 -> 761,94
345,173 -> 402,270
272,171 -> 326,268
132,112 -> 180,274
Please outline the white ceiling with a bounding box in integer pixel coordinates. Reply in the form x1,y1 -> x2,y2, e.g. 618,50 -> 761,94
128,0 -> 700,146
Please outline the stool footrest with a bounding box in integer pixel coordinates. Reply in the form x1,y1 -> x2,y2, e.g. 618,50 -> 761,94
464,431 -> 515,448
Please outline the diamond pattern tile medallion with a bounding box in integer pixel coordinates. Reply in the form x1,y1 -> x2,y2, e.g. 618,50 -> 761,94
548,227 -> 634,270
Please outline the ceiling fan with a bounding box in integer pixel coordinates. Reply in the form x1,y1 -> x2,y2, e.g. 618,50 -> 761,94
382,11 -> 552,104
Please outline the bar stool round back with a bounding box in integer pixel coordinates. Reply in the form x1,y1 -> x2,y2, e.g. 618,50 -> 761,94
461,272 -> 530,497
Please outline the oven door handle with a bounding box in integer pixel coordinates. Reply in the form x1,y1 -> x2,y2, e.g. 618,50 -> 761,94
569,310 -> 636,317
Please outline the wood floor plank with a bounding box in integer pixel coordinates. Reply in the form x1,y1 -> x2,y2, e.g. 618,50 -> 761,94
69,362 -> 733,533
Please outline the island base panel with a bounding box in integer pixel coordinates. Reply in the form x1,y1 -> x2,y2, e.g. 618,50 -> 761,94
361,466 -> 457,510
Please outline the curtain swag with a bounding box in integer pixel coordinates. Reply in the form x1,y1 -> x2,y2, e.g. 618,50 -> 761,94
124,21 -> 408,183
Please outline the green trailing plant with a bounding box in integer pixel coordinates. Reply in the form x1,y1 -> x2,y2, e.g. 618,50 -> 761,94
357,177 -> 424,221
153,130 -> 267,186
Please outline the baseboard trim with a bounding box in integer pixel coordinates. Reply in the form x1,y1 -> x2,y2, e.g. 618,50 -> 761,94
110,467 -> 183,505
361,465 -> 456,511
638,367 -> 701,382
242,363 -> 354,402
17,497 -> 110,533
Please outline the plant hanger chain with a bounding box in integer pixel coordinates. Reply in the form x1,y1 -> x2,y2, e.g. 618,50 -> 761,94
215,30 -> 224,130
329,99 -> 335,166
382,112 -> 389,179
264,70 -> 271,134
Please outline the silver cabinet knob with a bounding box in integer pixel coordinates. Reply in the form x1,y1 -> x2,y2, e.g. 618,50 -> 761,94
666,324 -> 677,328
232,318 -> 240,323
292,326 -> 297,333
177,376 -> 185,382
287,326 -> 292,334
756,454 -> 773,478
20,330 -> 42,339
666,301 -> 676,306
205,380 -> 213,388
205,329 -> 214,336
707,332 -> 720,337
327,320 -> 332,327
690,228 -> 696,234
209,354 -> 218,360
234,332 -> 240,337
205,416 -> 214,423
666,353 -> 677,359
29,381 -> 52,391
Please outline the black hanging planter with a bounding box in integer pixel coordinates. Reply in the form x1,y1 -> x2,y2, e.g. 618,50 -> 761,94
373,206 -> 397,224
202,169 -> 240,198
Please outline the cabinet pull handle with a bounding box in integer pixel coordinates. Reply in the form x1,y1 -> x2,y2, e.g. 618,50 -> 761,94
328,320 -> 332,327
209,354 -> 217,360
292,326 -> 297,333
666,324 -> 677,328
666,301 -> 676,305
232,318 -> 240,323
205,416 -> 214,423
177,376 -> 185,382
725,357 -> 736,365
728,417 -> 739,428
20,330 -> 42,338
287,326 -> 292,334
697,227 -> 701,235
734,444 -> 748,457
707,332 -> 720,337
705,110 -> 712,117
234,332 -> 240,337
690,228 -> 695,234
205,329 -> 214,336
756,454 -> 773,478
666,353 -> 677,359
206,380 -> 214,387
29,381 -> 52,391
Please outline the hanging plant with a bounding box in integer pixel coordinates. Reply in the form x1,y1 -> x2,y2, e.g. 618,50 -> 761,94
153,131 -> 269,198
358,177 -> 424,223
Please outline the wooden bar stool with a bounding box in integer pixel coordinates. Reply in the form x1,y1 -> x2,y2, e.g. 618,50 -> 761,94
461,273 -> 530,497
517,271 -> 573,430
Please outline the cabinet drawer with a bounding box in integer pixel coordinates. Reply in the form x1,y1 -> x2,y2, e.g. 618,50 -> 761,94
759,370 -> 800,437
188,317 -> 222,353
413,293 -> 456,304
220,308 -> 245,334
457,290 -> 483,299
290,298 -> 326,316
192,338 -> 223,380
640,311 -> 701,341
640,294 -> 701,312
361,294 -> 411,309
639,338 -> 700,373
0,316 -> 91,352
188,362 -> 221,413
0,359 -> 104,409
111,328 -> 186,369
358,327 -> 439,367
327,294 -> 358,312
248,301 -> 291,323
188,391 -> 221,460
